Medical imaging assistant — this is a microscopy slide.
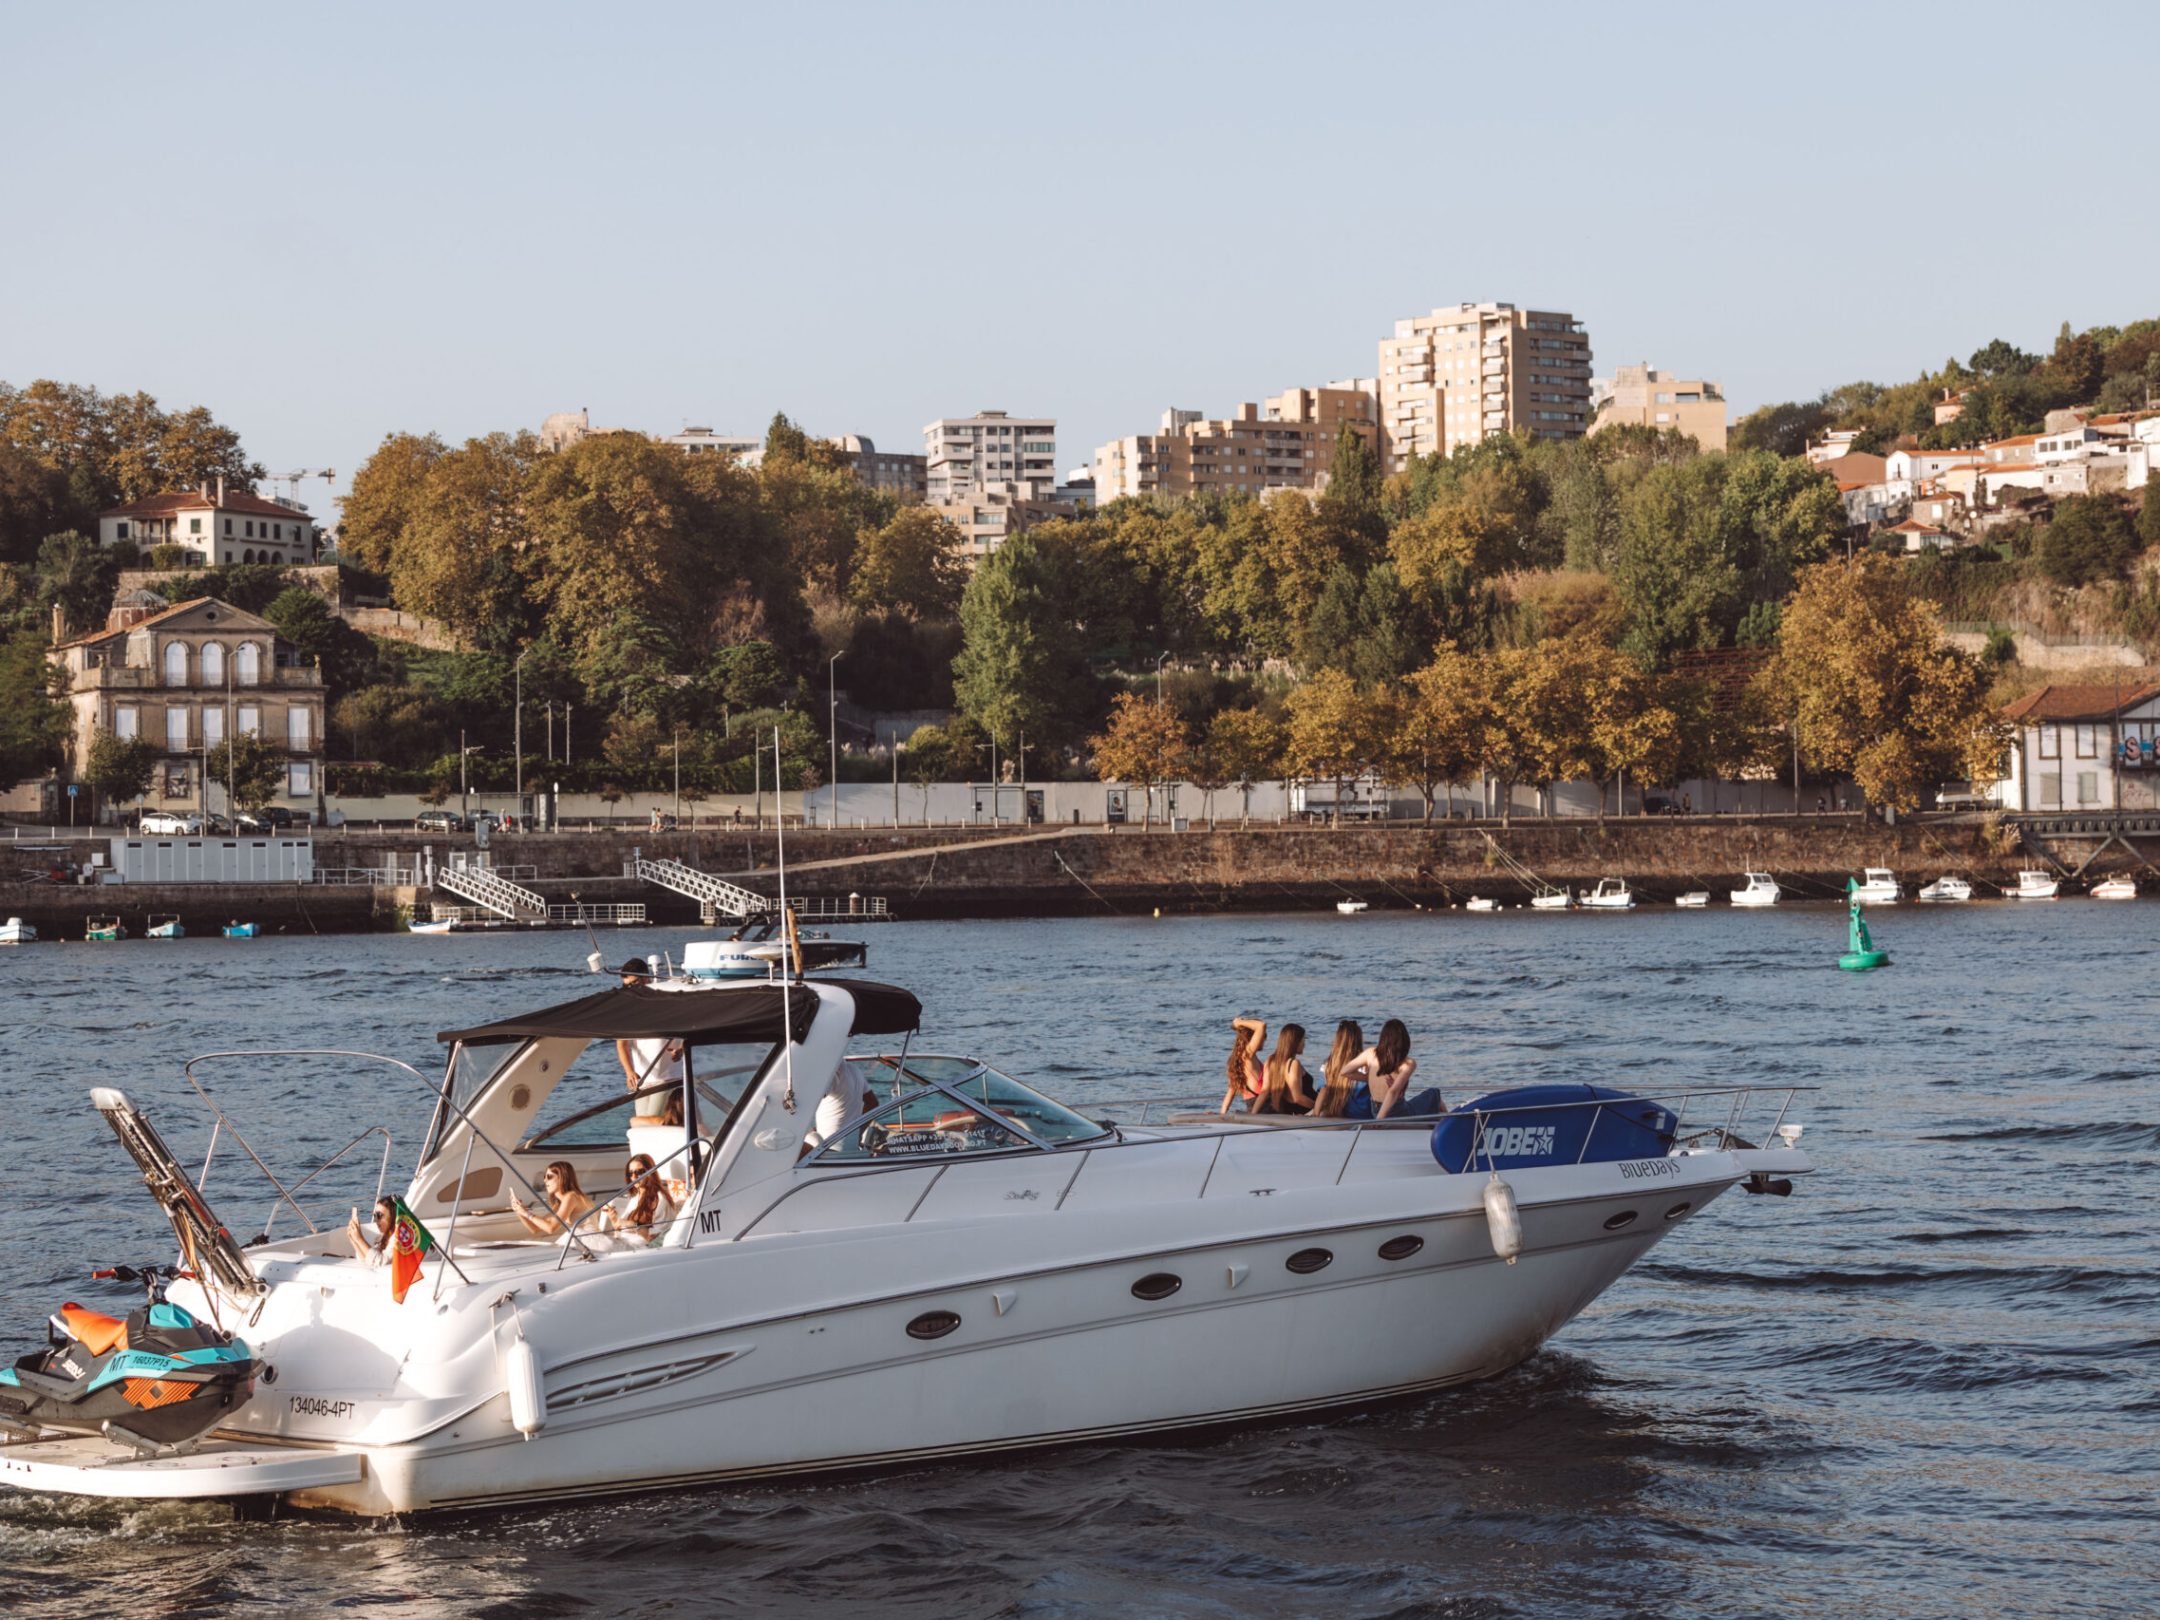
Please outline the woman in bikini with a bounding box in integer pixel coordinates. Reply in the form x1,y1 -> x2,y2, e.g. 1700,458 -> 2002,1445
1220,1016 -> 1268,1114
1255,1024 -> 1315,1114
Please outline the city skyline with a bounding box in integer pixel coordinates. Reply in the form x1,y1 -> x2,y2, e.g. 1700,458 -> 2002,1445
6,2 -> 2156,516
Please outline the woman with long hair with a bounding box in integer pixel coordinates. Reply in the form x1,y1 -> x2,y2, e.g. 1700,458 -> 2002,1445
1310,1020 -> 1367,1117
603,1152 -> 678,1246
1220,1016 -> 1268,1114
509,1160 -> 596,1238
1255,1024 -> 1314,1114
1350,1018 -> 1447,1118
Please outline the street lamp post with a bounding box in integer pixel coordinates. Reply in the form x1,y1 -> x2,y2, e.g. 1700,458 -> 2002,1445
827,651 -> 843,831
459,729 -> 469,819
1154,651 -> 1171,706
672,725 -> 682,823
512,650 -> 528,821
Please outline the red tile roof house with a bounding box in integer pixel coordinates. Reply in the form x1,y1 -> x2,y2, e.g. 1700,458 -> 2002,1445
1997,683 -> 2160,813
98,477 -> 320,568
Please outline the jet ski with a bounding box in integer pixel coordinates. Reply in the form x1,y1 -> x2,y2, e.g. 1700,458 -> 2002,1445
0,1263 -> 257,1455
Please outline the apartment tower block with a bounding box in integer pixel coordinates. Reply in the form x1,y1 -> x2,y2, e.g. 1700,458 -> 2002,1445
1377,303 -> 1592,472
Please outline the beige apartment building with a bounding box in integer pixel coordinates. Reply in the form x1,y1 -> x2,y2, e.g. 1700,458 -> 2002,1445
1592,363 -> 1727,450
56,594 -> 326,819
1377,302 -> 1592,472
1092,384 -> 1379,503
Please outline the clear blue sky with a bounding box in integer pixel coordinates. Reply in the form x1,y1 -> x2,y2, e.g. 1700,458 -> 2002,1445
8,2 -> 2156,511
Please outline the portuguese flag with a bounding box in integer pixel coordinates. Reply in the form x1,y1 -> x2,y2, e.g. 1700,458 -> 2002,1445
389,1198 -> 436,1304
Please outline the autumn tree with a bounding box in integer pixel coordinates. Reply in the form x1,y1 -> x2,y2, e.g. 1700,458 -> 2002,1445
1286,668 -> 1380,824
1204,707 -> 1286,826
850,506 -> 966,619
1766,554 -> 2001,812
335,432 -> 444,572
389,431 -> 536,648
1090,692 -> 1192,829
1380,642 -> 1492,823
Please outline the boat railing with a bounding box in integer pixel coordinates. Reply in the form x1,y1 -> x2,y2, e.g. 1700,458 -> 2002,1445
721,1083 -> 1813,1242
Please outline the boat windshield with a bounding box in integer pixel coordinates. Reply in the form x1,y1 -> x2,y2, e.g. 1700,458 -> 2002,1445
815,1057 -> 1108,1162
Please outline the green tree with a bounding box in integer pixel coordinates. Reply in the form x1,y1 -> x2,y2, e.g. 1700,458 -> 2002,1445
1089,692 -> 1192,828
952,533 -> 1093,750
263,586 -> 375,694
391,431 -> 535,648
0,634 -> 67,784
2037,495 -> 2140,587
83,728 -> 159,820
2141,480 -> 2160,551
332,684 -> 450,769
1766,554 -> 2000,812
1610,460 -> 1741,660
207,732 -> 288,812
34,530 -> 122,637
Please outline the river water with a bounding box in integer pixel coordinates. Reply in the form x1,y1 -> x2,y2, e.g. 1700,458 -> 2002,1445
1,901 -> 2154,1618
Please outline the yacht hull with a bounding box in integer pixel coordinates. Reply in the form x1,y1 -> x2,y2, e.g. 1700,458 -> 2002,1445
5,1146 -> 1782,1516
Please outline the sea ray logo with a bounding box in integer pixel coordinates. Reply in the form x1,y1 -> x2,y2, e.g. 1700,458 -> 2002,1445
1485,1125 -> 1557,1159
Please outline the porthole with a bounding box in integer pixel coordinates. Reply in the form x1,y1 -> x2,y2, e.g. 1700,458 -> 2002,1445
1377,1234 -> 1424,1261
1131,1272 -> 1182,1301
509,1084 -> 532,1110
1285,1247 -> 1333,1274
1602,1210 -> 1639,1231
1663,1201 -> 1692,1222
906,1310 -> 961,1341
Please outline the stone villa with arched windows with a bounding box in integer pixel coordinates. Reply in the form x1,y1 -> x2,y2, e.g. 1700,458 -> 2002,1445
55,594 -> 326,820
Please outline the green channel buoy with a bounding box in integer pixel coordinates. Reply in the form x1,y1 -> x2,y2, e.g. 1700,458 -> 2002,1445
1837,884 -> 1888,972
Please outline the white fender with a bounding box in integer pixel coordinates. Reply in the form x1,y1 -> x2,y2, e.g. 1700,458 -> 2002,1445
505,1336 -> 546,1438
1483,1172 -> 1522,1265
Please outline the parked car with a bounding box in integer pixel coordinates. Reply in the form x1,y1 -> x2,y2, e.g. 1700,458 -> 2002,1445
138,811 -> 202,836
234,806 -> 301,832
414,809 -> 466,833
469,810 -> 503,830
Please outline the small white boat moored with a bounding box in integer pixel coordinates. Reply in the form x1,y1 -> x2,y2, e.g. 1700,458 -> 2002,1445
1849,868 -> 1901,905
1580,878 -> 1634,911
2089,875 -> 2137,900
1675,891 -> 1710,908
1464,895 -> 1499,913
0,917 -> 35,944
1730,871 -> 1780,908
2013,870 -> 2060,901
1917,876 -> 1972,903
1530,889 -> 1572,911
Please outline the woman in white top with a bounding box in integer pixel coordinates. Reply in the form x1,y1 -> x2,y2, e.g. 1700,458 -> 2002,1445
346,1197 -> 395,1266
603,1153 -> 677,1247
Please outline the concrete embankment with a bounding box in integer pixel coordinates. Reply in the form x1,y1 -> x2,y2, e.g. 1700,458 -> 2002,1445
3,816 -> 2145,934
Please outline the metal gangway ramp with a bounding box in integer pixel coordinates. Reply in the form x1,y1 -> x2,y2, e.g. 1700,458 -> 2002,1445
626,854 -> 773,920
432,861 -> 548,920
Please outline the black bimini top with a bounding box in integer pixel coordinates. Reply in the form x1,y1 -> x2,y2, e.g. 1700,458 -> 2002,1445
437,979 -> 922,1048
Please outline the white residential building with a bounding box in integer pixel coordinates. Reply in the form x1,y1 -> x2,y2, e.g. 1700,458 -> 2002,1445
1998,682 -> 2160,814
660,427 -> 760,459
924,411 -> 1057,503
98,478 -> 321,567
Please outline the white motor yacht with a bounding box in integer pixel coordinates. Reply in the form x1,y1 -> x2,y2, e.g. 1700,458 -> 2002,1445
1730,871 -> 1780,907
0,975 -> 1812,1517
2089,875 -> 2137,900
1674,892 -> 1710,908
1580,878 -> 1635,910
1849,868 -> 1901,905
0,917 -> 34,944
2013,870 -> 2060,901
1465,895 -> 1499,912
1917,876 -> 1972,903
684,931 -> 867,980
